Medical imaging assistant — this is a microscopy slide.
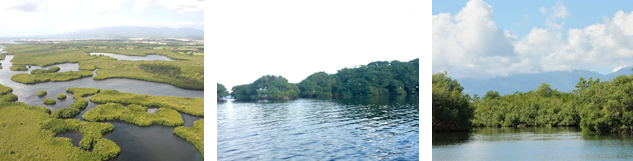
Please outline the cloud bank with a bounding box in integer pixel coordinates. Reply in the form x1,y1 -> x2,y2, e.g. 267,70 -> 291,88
433,0 -> 633,79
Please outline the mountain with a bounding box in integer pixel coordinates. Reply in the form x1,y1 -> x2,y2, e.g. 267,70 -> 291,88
459,66 -> 633,97
36,26 -> 203,39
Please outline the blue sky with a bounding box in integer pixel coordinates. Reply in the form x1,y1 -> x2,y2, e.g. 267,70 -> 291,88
433,0 -> 633,78
0,0 -> 203,37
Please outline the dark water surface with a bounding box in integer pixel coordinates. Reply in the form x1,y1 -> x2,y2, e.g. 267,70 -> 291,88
217,96 -> 419,160
0,55 -> 203,161
433,127 -> 633,160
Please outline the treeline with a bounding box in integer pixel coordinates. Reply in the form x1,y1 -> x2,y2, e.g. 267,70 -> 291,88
433,71 -> 633,134
229,58 -> 419,100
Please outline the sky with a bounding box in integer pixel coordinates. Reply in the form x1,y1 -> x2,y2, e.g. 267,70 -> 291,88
209,0 -> 422,92
0,0 -> 204,37
433,0 -> 633,79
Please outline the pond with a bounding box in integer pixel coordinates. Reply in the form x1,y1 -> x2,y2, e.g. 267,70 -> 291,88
89,53 -> 174,61
433,127 -> 633,160
217,96 -> 419,160
0,55 -> 203,161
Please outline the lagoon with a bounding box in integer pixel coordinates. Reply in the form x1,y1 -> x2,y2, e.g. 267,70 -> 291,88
217,96 -> 419,160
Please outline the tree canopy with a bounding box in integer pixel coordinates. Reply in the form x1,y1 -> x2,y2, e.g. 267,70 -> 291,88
230,75 -> 300,100
432,72 -> 473,132
217,83 -> 229,101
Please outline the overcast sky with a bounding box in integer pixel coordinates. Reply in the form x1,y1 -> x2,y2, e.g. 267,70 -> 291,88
209,0 -> 422,91
0,0 -> 203,37
434,0 -> 633,79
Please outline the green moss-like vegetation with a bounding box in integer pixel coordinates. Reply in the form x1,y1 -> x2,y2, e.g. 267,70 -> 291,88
173,119 -> 204,157
57,93 -> 67,100
37,90 -> 47,97
0,83 -> 117,160
83,103 -> 184,126
4,43 -> 203,90
43,98 -> 56,105
30,67 -> 60,74
12,70 -> 93,84
0,54 -> 5,60
89,89 -> 203,116
51,88 -> 100,119
9,65 -> 28,71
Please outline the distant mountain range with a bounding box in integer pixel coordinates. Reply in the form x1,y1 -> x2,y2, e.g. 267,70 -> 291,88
31,26 -> 203,39
459,66 -> 633,97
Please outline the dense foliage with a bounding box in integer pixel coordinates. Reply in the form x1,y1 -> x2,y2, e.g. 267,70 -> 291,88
11,70 -> 93,84
231,75 -> 300,100
89,89 -> 204,116
173,119 -> 204,157
37,90 -> 47,97
83,103 -> 184,126
51,88 -> 100,119
57,93 -> 67,100
43,98 -> 56,105
31,67 -> 60,74
9,65 -> 28,71
432,72 -> 473,132
217,83 -> 229,101
231,58 -> 419,100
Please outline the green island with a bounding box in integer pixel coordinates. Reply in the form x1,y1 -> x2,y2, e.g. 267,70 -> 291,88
4,43 -> 203,90
0,84 -> 119,160
37,90 -> 47,97
9,65 -> 28,71
230,58 -> 419,100
43,98 -> 56,105
82,103 -> 184,126
89,89 -> 204,116
51,88 -> 100,119
11,70 -> 93,84
57,93 -> 66,100
433,71 -> 633,134
173,119 -> 204,157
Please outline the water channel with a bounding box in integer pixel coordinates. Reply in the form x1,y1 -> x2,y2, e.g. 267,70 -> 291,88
0,53 -> 203,161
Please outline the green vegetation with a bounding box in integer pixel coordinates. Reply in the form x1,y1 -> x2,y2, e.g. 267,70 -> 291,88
37,90 -> 47,97
231,75 -> 300,100
231,58 -> 419,100
51,88 -> 100,119
83,103 -> 184,126
43,98 -> 56,105
432,72 -> 473,132
0,82 -> 117,160
0,84 -> 18,103
174,119 -> 204,157
11,70 -> 93,84
217,83 -> 229,101
0,54 -> 5,60
89,89 -> 203,116
435,70 -> 633,134
57,93 -> 67,100
9,65 -> 27,71
4,43 -> 204,90
30,67 -> 60,74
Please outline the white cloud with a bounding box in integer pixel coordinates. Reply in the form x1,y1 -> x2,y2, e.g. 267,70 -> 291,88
82,0 -> 132,13
156,0 -> 203,13
435,0 -> 633,79
0,0 -> 42,12
133,0 -> 153,12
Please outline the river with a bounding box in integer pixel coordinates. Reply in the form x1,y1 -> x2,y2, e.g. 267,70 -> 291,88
0,53 -> 203,161
433,127 -> 633,160
217,96 -> 419,160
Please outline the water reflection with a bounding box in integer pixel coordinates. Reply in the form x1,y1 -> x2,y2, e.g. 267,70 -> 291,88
218,96 -> 419,160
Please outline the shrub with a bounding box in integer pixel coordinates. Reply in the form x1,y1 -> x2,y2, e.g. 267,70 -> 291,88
37,90 -> 47,96
57,93 -> 67,100
43,98 -> 56,105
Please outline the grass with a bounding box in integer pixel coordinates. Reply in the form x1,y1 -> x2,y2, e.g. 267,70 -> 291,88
0,83 -> 118,160
9,65 -> 27,71
11,70 -> 93,84
82,103 -> 184,126
89,89 -> 204,116
58,93 -> 67,100
51,88 -> 100,119
30,67 -> 60,74
43,98 -> 56,105
37,90 -> 47,97
3,43 -> 203,90
173,119 -> 204,157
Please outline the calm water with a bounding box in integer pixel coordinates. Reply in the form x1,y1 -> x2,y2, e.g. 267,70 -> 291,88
0,54 -> 203,161
217,96 -> 419,160
433,127 -> 633,160
89,53 -> 174,61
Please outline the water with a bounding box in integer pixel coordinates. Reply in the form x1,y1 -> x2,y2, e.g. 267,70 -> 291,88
217,96 -> 419,160
0,55 -> 203,160
56,132 -> 83,147
433,127 -> 633,160
89,53 -> 174,61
